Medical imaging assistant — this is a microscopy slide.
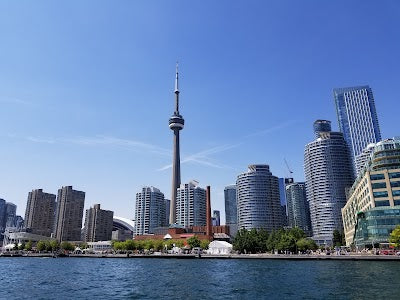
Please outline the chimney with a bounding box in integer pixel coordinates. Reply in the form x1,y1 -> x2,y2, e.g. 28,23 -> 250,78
206,186 -> 212,240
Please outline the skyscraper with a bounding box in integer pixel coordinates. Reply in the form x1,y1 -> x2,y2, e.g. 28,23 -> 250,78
169,64 -> 184,224
0,199 -> 7,238
212,210 -> 221,226
334,86 -> 381,174
54,186 -> 85,242
224,184 -> 238,236
176,181 -> 206,227
304,120 -> 354,245
84,204 -> 114,242
278,177 -> 294,227
5,202 -> 17,228
236,164 -> 282,231
286,182 -> 312,236
25,189 -> 56,237
135,186 -> 166,235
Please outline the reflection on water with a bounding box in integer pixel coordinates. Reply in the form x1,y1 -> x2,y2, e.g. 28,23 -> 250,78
1,258 -> 399,299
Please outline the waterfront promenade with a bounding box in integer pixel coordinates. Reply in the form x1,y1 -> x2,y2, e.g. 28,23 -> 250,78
2,252 -> 400,261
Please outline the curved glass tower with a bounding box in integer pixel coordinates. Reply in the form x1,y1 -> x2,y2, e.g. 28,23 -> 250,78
304,121 -> 354,245
236,164 -> 281,231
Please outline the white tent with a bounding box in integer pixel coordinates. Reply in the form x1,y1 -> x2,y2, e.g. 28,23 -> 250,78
207,241 -> 233,255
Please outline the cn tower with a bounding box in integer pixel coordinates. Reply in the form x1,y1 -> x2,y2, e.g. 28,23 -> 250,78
169,64 -> 184,224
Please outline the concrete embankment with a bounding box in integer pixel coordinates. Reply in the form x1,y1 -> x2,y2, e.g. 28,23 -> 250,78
2,253 -> 400,260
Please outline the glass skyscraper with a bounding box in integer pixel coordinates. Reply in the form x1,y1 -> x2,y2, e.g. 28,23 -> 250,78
286,182 -> 312,236
236,164 -> 281,231
304,120 -> 354,245
224,184 -> 237,236
334,85 -> 381,174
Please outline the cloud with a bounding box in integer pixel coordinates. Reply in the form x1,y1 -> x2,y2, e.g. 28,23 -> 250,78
245,120 -> 298,138
0,97 -> 30,105
23,134 -> 171,157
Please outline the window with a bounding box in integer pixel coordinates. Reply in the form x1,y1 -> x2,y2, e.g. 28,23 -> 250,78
391,181 -> 400,188
375,200 -> 390,207
394,200 -> 400,206
370,174 -> 385,180
373,191 -> 388,198
392,190 -> 400,197
372,182 -> 387,189
389,172 -> 400,179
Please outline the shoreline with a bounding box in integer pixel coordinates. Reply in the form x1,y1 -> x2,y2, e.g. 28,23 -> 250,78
2,253 -> 400,261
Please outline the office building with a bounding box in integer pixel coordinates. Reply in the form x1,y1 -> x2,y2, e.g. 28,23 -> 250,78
334,86 -> 381,174
236,164 -> 281,231
304,120 -> 354,245
84,204 -> 114,242
0,199 -> 7,237
278,178 -> 294,227
54,186 -> 85,242
286,182 -> 312,236
342,138 -> 400,246
5,202 -> 17,228
165,199 -> 171,225
176,181 -> 206,228
212,210 -> 220,226
169,64 -> 185,224
24,189 -> 56,237
135,186 -> 166,235
224,184 -> 238,236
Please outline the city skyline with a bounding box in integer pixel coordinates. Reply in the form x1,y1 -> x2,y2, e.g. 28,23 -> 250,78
1,1 -> 399,223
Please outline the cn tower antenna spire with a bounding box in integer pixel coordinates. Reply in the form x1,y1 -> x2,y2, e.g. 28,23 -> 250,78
174,62 -> 179,113
175,62 -> 179,93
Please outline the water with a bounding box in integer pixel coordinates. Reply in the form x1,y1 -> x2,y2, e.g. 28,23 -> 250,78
1,258 -> 399,299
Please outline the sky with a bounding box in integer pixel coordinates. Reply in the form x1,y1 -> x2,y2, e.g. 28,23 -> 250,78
0,1 -> 399,223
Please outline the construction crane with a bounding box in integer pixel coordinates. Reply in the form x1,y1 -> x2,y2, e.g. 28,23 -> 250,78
284,158 -> 293,176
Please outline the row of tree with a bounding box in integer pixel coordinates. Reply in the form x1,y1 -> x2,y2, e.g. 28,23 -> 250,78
233,227 -> 318,254
111,237 -> 210,252
13,240 -> 86,252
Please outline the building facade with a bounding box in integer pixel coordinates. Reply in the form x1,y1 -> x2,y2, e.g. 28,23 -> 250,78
304,120 -> 354,245
334,86 -> 381,174
286,182 -> 312,236
24,189 -> 56,237
342,138 -> 400,246
212,210 -> 221,226
135,186 -> 166,235
84,204 -> 114,242
54,186 -> 85,242
176,181 -> 206,228
236,164 -> 282,231
224,184 -> 238,236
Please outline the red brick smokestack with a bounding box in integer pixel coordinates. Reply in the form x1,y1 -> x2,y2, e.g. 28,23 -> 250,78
206,186 -> 212,240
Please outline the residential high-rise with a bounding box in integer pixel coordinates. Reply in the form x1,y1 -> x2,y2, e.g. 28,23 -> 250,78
169,64 -> 185,224
342,138 -> 400,246
54,186 -> 85,242
165,199 -> 171,225
304,120 -> 354,245
355,143 -> 376,175
286,182 -> 312,236
0,199 -> 7,239
334,86 -> 381,174
5,202 -> 17,228
224,184 -> 238,236
212,210 -> 221,226
236,164 -> 282,231
278,178 -> 294,227
176,181 -> 206,227
135,186 -> 166,235
84,204 -> 114,242
24,189 -> 56,237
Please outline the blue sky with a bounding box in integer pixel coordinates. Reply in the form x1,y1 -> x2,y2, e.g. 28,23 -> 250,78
1,1 -> 399,222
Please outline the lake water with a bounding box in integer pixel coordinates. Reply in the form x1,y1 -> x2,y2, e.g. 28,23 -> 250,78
1,258 -> 399,299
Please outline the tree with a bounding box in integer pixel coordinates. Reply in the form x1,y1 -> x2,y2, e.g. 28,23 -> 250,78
389,225 -> 400,248
18,242 -> 25,251
60,241 -> 75,251
187,236 -> 201,249
37,240 -> 46,252
200,240 -> 210,250
50,240 -> 60,252
25,241 -> 33,251
296,238 -> 318,252
333,230 -> 344,247
125,240 -> 136,251
153,240 -> 164,251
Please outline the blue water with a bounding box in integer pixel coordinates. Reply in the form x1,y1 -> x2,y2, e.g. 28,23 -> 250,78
1,258 -> 399,299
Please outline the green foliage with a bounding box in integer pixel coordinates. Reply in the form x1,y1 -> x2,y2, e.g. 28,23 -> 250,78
200,240 -> 210,250
233,227 -> 312,254
37,240 -> 46,252
60,241 -> 75,251
389,225 -> 400,248
18,242 -> 25,251
25,241 -> 33,251
125,240 -> 136,251
187,236 -> 201,249
50,240 -> 60,252
332,229 -> 345,247
296,238 -> 318,251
